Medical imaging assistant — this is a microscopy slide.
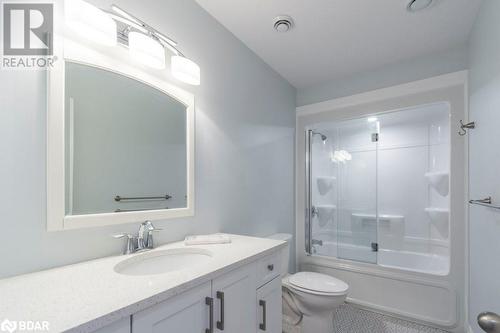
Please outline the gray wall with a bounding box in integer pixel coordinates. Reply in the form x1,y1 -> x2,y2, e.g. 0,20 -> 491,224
296,44 -> 469,107
0,0 -> 296,278
468,1 -> 500,331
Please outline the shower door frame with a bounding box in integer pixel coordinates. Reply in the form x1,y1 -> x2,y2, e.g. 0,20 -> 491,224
295,71 -> 468,332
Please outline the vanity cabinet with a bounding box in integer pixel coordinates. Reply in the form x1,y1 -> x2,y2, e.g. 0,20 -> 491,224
256,277 -> 282,333
133,282 -> 212,332
212,264 -> 257,333
93,317 -> 131,333
129,253 -> 282,333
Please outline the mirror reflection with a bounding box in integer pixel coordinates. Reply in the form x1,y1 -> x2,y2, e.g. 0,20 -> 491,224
64,62 -> 187,215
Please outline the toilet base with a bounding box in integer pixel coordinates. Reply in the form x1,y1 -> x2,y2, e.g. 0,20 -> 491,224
300,312 -> 334,333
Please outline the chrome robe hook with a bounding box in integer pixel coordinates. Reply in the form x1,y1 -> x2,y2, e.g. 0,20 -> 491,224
459,120 -> 475,136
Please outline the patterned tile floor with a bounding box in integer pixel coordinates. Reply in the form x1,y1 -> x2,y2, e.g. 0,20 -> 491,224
331,304 -> 449,333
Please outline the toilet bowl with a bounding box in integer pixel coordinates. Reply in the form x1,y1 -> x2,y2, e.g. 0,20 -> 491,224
267,234 -> 349,333
282,272 -> 348,333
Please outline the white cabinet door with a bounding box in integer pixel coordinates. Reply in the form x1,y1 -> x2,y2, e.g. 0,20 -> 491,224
132,282 -> 212,333
256,277 -> 282,333
92,317 -> 130,333
212,264 -> 257,333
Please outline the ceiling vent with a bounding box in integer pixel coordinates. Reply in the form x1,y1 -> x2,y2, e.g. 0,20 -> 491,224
273,16 -> 294,33
407,0 -> 434,12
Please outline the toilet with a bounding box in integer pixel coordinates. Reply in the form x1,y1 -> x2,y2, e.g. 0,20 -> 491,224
268,234 -> 349,333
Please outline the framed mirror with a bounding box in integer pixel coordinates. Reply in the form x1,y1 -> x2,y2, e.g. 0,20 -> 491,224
47,39 -> 194,230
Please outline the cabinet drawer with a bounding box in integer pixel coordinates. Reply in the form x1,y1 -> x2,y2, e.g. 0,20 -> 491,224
256,251 -> 281,288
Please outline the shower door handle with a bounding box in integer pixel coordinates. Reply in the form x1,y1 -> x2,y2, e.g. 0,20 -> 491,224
478,312 -> 500,333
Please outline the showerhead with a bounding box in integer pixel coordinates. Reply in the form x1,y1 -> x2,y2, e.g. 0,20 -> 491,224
312,131 -> 327,144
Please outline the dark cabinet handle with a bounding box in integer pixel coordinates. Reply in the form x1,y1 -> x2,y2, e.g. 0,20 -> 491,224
259,300 -> 267,331
216,291 -> 225,330
205,297 -> 213,333
267,264 -> 274,271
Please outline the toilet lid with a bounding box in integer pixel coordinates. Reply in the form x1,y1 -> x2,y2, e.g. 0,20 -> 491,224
288,272 -> 348,294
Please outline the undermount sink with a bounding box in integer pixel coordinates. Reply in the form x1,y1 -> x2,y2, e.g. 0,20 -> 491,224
114,248 -> 213,276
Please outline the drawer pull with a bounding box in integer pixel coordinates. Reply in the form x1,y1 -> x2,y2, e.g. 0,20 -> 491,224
267,264 -> 274,271
216,291 -> 225,330
205,297 -> 213,333
259,300 -> 267,331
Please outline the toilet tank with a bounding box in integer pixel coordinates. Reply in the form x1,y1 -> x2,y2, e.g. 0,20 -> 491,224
267,233 -> 292,277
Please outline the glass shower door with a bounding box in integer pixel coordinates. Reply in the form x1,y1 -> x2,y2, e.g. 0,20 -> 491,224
336,118 -> 378,263
306,103 -> 451,271
306,117 -> 378,264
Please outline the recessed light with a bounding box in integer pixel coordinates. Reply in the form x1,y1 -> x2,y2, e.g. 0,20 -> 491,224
273,15 -> 294,33
407,0 -> 434,12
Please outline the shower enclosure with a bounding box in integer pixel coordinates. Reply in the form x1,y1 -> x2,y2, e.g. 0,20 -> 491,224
305,103 -> 450,276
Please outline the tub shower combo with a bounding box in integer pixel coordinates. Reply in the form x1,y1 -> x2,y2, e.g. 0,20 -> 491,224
305,103 -> 450,276
297,94 -> 466,331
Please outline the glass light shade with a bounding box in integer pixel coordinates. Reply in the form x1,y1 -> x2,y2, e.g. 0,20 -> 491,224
128,32 -> 166,69
171,56 -> 201,85
65,0 -> 116,46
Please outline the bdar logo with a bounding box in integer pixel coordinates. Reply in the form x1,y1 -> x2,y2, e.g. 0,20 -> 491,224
0,319 -> 17,333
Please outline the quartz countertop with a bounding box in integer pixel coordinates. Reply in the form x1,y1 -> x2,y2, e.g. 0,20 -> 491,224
0,234 -> 285,332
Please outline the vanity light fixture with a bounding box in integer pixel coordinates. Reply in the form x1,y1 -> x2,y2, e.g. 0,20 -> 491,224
65,0 -> 117,46
171,56 -> 201,86
110,4 -> 201,85
111,5 -> 142,25
128,32 -> 166,69
64,0 -> 201,85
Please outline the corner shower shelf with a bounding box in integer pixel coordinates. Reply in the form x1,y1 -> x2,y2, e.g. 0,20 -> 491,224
314,205 -> 336,227
316,176 -> 336,196
425,208 -> 449,226
425,171 -> 449,196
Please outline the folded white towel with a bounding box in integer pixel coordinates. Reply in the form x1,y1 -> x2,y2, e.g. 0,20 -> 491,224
184,233 -> 232,246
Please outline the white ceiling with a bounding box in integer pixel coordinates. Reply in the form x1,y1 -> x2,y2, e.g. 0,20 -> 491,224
195,0 -> 482,89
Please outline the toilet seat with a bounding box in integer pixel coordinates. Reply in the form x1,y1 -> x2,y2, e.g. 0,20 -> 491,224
286,272 -> 348,296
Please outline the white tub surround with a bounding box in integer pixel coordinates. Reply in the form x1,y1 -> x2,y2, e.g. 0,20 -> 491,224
0,235 -> 285,333
296,72 -> 468,332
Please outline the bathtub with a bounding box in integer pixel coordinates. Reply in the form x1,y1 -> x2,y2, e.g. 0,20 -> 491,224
313,240 -> 449,276
378,248 -> 449,276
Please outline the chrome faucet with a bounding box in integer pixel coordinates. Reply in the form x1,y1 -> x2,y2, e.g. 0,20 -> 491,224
113,221 -> 162,255
138,220 -> 161,250
312,239 -> 323,246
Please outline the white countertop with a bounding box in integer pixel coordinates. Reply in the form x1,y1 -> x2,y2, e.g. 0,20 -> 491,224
0,234 -> 285,333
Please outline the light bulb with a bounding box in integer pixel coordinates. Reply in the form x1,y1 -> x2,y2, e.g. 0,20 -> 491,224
65,0 -> 116,46
128,32 -> 166,69
171,56 -> 201,85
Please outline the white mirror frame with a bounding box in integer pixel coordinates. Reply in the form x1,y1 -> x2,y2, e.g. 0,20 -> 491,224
47,36 -> 195,231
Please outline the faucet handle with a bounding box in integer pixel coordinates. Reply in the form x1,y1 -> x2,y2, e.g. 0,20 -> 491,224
112,233 -> 138,254
112,233 -> 134,239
